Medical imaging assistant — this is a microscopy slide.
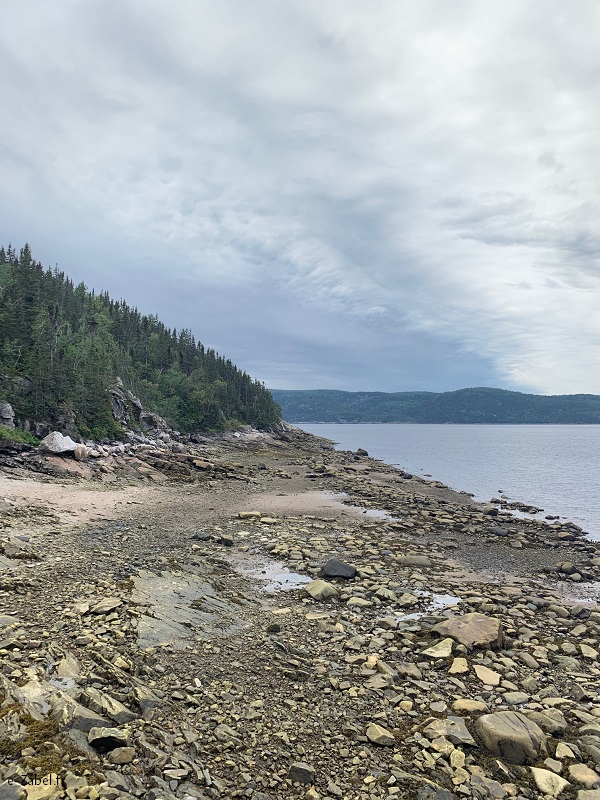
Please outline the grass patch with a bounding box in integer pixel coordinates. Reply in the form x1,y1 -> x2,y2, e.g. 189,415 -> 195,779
0,425 -> 39,446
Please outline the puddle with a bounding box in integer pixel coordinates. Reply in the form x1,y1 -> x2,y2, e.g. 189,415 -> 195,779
321,492 -> 399,521
230,553 -> 311,592
394,590 -> 462,622
132,565 -> 252,649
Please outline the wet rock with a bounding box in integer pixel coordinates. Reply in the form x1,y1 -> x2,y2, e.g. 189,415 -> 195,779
322,557 -> 357,579
433,612 -> 503,649
476,711 -> 547,764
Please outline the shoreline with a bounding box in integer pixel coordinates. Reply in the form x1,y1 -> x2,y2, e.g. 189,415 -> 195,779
1,427 -> 600,799
297,421 -> 599,542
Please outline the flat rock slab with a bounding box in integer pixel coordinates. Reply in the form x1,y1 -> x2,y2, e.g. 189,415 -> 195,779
530,767 -> 570,797
433,612 -> 503,649
423,716 -> 476,747
476,711 -> 547,764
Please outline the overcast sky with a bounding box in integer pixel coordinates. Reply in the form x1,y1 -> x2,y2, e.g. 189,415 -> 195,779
1,1 -> 599,394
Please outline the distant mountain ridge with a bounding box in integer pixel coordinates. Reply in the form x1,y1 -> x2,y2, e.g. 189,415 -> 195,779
271,387 -> 600,424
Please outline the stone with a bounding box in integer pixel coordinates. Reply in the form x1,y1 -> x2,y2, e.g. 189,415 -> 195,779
0,402 -> 15,429
569,764 -> 600,788
50,693 -> 112,733
422,638 -> 454,658
503,691 -> 529,705
88,726 -> 129,753
396,555 -> 432,568
39,431 -> 78,454
530,767 -> 570,797
108,746 -> 136,764
577,791 -> 600,800
433,613 -> 502,649
476,711 -> 547,764
452,698 -> 487,713
449,657 -> 469,674
289,763 -> 315,784
0,781 -> 26,800
423,716 -> 476,746
346,596 -> 371,607
366,722 -> 395,745
305,580 -> 339,601
526,708 -> 568,736
23,776 -> 62,800
90,597 -> 122,614
73,444 -> 89,461
474,664 -> 501,686
322,558 -> 357,579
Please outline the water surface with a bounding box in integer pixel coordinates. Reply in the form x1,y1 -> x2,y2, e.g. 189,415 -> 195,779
300,423 -> 600,540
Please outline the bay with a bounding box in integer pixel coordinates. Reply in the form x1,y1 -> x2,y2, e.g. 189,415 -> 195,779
299,423 -> 600,540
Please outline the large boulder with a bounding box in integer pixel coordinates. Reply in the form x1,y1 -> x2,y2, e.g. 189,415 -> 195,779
475,711 -> 547,764
0,401 -> 15,429
433,612 -> 503,649
39,431 -> 78,455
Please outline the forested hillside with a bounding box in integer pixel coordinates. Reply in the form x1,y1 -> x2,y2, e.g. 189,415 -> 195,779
272,387 -> 600,424
0,243 -> 280,437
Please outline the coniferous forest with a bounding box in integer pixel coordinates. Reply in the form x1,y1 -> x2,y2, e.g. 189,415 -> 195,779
0,244 -> 281,438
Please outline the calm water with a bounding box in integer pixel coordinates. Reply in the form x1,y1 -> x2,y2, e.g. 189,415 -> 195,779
299,424 -> 600,540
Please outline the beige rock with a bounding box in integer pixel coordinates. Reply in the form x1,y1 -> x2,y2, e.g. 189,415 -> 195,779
73,445 -> 88,461
556,742 -> 576,759
569,764 -> 600,789
305,580 -> 339,601
90,597 -> 122,614
452,698 -> 487,713
433,612 -> 503,649
581,644 -> 599,660
24,775 -> 62,800
108,746 -> 135,764
530,767 -> 570,797
449,657 -> 469,674
474,664 -> 501,686
366,722 -> 395,746
346,596 -> 371,607
422,637 -> 454,658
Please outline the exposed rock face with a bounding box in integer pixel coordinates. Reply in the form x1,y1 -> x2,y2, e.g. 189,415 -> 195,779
433,612 -> 503,649
0,401 -> 15,428
38,431 -> 78,454
110,377 -> 169,432
476,711 -> 547,764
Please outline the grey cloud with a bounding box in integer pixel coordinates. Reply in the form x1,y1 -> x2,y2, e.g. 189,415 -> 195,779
0,0 -> 599,394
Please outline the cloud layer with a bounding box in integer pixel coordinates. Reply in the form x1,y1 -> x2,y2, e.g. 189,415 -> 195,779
1,0 -> 599,392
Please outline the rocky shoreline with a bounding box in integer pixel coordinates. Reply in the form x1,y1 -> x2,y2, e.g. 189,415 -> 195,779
1,426 -> 600,800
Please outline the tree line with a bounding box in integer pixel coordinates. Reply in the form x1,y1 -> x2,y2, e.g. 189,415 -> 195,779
0,243 -> 280,438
